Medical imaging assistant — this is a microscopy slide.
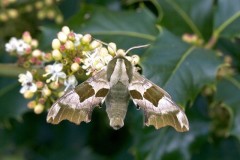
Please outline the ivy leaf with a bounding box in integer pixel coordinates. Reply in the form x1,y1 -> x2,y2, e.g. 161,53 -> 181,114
141,29 -> 221,106
0,79 -> 28,122
214,0 -> 240,38
130,96 -> 211,160
215,75 -> 240,140
156,0 -> 213,39
75,7 -> 158,49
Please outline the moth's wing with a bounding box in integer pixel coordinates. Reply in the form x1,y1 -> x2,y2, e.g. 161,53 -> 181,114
47,69 -> 110,125
129,72 -> 189,132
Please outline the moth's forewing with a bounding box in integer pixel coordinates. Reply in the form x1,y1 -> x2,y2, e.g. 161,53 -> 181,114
47,69 -> 110,125
129,72 -> 189,132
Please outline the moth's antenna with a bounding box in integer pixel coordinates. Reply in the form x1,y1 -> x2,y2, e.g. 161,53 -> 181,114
94,39 -> 108,46
125,44 -> 150,54
94,38 -> 150,55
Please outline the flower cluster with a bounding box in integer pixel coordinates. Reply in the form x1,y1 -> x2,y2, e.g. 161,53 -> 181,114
0,0 -> 63,23
5,26 -> 141,114
5,31 -> 50,68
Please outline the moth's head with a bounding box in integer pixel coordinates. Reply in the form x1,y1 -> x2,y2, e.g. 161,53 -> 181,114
109,117 -> 124,130
116,49 -> 127,57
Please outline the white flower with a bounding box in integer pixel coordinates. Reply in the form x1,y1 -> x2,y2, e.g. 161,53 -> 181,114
18,71 -> 37,94
74,33 -> 83,47
5,37 -> 18,52
43,63 -> 67,83
19,71 -> 34,85
64,75 -> 78,91
16,40 -> 30,55
82,47 -> 113,75
5,37 -> 30,55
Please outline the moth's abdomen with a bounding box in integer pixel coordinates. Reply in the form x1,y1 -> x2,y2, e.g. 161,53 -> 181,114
105,82 -> 130,130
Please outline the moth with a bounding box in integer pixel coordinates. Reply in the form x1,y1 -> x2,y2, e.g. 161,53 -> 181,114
47,48 -> 189,132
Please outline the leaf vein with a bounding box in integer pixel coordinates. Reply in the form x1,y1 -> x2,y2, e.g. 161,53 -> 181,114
163,46 -> 195,88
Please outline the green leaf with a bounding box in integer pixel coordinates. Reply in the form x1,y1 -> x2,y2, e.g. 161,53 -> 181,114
74,7 -> 158,49
0,79 -> 28,122
156,0 -> 213,39
141,29 -> 221,106
214,0 -> 240,38
39,26 -> 59,50
190,136 -> 240,160
131,96 -> 211,160
215,75 -> 240,140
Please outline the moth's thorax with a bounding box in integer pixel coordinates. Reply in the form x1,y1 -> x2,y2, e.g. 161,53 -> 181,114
107,56 -> 133,87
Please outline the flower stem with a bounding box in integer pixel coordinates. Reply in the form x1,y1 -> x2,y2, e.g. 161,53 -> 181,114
0,63 -> 26,77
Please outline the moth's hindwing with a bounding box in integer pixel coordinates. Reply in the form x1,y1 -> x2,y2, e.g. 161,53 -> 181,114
129,71 -> 189,132
47,69 -> 110,125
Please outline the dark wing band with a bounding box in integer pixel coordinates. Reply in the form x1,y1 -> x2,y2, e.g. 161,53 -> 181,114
129,71 -> 189,132
47,69 -> 109,125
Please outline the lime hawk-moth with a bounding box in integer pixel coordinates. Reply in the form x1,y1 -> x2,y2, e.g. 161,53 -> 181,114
47,50 -> 189,132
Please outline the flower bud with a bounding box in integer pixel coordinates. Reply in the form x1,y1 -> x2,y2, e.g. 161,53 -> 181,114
81,34 -> 92,44
27,100 -> 36,109
49,82 -> 60,90
38,98 -> 46,104
0,13 -> 8,22
34,104 -> 44,114
47,10 -> 55,19
31,39 -> 39,48
108,42 -> 116,55
42,86 -> 51,97
35,1 -> 44,9
25,48 -> 32,54
65,40 -> 74,50
68,32 -> 75,41
36,81 -> 44,89
57,31 -> 67,43
55,14 -> 63,24
71,62 -> 80,72
37,10 -> 45,20
7,9 -> 18,19
62,26 -> 70,35
59,45 -> 66,52
23,91 -> 34,99
58,91 -> 65,97
52,49 -> 62,60
45,0 -> 54,5
32,49 -> 42,57
90,40 -> 101,49
22,31 -> 32,43
42,52 -> 53,62
25,5 -> 33,12
74,57 -> 81,64
52,38 -> 61,49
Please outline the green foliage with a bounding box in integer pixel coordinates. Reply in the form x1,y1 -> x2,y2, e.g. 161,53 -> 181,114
1,0 -> 240,159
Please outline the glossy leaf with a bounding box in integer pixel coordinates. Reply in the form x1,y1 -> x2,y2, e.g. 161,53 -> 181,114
131,96 -> 211,159
215,75 -> 240,140
214,0 -> 240,38
0,79 -> 28,122
141,29 -> 221,106
156,0 -> 213,39
74,7 -> 158,49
